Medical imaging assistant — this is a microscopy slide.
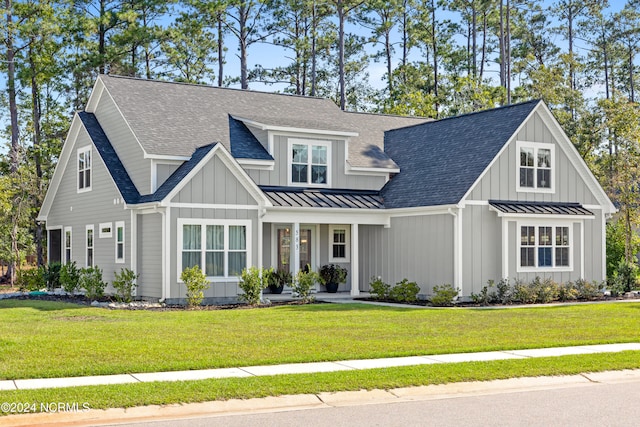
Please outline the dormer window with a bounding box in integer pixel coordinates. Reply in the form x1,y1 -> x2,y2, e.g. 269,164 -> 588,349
289,139 -> 330,186
516,141 -> 554,192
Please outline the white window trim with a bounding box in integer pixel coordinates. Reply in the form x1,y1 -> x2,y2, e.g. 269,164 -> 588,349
85,224 -> 94,267
115,221 -> 125,263
516,219 -> 573,273
64,226 -> 72,264
99,222 -> 112,238
287,138 -> 331,187
177,218 -> 252,283
516,141 -> 555,193
77,146 -> 92,193
329,225 -> 350,262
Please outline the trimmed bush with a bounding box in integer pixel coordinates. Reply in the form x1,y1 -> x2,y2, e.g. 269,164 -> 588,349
292,266 -> 319,303
430,284 -> 459,307
558,282 -> 579,302
60,262 -> 81,294
496,278 -> 513,304
181,265 -> 210,308
112,268 -> 138,303
574,279 -> 603,300
369,277 -> 391,300
471,280 -> 497,306
513,279 -> 536,304
79,266 -> 106,300
239,266 -> 272,305
389,279 -> 420,303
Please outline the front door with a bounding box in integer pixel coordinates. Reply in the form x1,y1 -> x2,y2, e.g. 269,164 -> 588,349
275,225 -> 315,273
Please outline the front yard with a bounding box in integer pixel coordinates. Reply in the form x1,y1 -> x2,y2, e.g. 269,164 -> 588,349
1,300 -> 640,412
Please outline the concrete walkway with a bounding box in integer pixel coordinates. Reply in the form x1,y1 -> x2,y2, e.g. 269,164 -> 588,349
2,343 -> 640,392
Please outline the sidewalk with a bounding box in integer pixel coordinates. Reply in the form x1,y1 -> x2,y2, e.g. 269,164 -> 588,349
2,343 -> 640,392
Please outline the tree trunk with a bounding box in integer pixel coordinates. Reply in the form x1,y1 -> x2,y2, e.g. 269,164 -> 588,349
239,4 -> 249,90
30,41 -> 45,267
431,0 -> 438,116
338,2 -> 346,110
218,11 -> 224,87
385,28 -> 393,95
99,0 -> 106,74
505,0 -> 511,104
310,2 -> 318,97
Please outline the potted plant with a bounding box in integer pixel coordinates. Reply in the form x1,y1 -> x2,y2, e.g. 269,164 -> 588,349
269,269 -> 291,294
319,264 -> 348,293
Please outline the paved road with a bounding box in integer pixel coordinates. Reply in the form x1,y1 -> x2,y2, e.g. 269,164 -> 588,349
108,380 -> 639,427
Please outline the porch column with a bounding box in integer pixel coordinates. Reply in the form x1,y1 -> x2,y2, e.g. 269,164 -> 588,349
350,223 -> 359,296
292,222 -> 300,278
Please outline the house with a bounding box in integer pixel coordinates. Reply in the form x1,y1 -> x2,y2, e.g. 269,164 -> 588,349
38,75 -> 616,303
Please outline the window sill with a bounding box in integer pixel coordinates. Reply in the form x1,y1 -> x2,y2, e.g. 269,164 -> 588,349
517,267 -> 573,273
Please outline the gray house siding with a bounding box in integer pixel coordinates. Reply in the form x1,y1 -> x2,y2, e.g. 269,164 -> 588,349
94,87 -> 152,194
245,135 -> 386,191
468,111 -> 598,205
360,214 -> 454,296
318,224 -> 351,292
46,126 -> 131,288
136,212 -> 163,299
461,204 -> 502,295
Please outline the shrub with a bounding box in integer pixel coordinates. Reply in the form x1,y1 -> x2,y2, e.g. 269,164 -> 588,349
239,266 -> 272,305
45,262 -> 62,291
369,276 -> 391,300
614,260 -> 639,294
389,278 -> 420,303
270,269 -> 291,292
60,262 -> 81,294
292,266 -> 319,303
513,279 -> 536,304
470,280 -> 496,306
531,277 -> 559,304
430,284 -> 459,307
181,265 -> 210,308
574,279 -> 603,300
557,282 -> 578,302
495,278 -> 512,305
319,264 -> 348,284
79,266 -> 106,300
112,268 -> 139,303
16,267 -> 45,292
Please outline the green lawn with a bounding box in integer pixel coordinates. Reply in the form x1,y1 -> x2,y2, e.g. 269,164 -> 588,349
1,300 -> 640,380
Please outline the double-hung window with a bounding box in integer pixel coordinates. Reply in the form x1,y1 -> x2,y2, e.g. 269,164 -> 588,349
289,139 -> 330,186
179,220 -> 250,279
329,225 -> 350,262
78,146 -> 92,192
517,141 -> 554,192
519,224 -> 571,270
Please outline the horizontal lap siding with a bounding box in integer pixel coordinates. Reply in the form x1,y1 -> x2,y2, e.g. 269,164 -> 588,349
95,90 -> 151,193
47,128 -> 131,288
245,135 -> 386,190
360,215 -> 454,296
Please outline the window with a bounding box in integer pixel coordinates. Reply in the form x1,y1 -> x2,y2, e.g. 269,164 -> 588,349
64,227 -> 72,263
86,225 -> 94,267
78,146 -> 92,191
519,224 -> 571,270
115,221 -> 125,263
178,220 -> 250,279
99,222 -> 112,238
517,141 -> 554,192
329,225 -> 350,262
289,139 -> 330,186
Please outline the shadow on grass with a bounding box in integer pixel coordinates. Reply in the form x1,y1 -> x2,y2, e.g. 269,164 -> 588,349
0,299 -> 86,311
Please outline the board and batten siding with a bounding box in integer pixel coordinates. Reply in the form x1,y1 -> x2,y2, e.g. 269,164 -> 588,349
136,212 -> 163,299
359,214 -> 454,295
46,126 -> 131,287
461,204 -> 501,296
468,111 -> 598,205
171,155 -> 257,206
94,87 -> 152,194
245,135 -> 387,190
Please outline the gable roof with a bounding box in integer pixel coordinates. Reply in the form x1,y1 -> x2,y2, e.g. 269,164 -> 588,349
381,100 -> 540,208
96,75 -> 428,168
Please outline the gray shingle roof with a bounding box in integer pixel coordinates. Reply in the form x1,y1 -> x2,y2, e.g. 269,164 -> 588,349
228,117 -> 273,160
98,75 -> 428,168
381,100 -> 541,208
489,200 -> 594,216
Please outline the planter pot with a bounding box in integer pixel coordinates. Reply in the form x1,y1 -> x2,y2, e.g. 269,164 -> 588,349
268,284 -> 284,294
325,282 -> 339,293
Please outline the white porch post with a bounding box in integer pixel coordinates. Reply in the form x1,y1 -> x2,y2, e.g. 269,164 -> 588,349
350,223 -> 360,296
292,222 -> 300,278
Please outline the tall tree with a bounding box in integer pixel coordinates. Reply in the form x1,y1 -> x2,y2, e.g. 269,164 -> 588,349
330,0 -> 363,110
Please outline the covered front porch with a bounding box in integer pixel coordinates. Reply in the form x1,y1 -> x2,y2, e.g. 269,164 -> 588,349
258,186 -> 391,296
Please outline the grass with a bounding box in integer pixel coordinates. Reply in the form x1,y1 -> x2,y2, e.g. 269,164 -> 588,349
1,300 -> 640,380
1,351 -> 640,414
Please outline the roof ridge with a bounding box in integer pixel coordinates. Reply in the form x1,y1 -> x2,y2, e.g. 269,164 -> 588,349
386,99 -> 541,133
343,110 -> 433,121
101,74 -> 332,102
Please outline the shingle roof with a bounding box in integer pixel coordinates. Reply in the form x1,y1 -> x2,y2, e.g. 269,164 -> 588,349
78,112 -> 141,204
261,186 -> 384,209
228,117 -> 273,160
381,100 -> 541,208
489,200 -> 594,216
98,75 -> 428,168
